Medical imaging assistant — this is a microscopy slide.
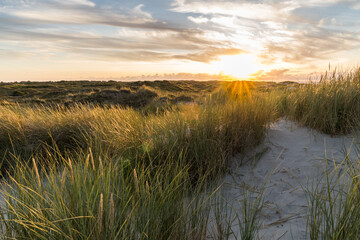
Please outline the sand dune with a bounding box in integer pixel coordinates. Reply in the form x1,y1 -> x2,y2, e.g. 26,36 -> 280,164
213,119 -> 359,239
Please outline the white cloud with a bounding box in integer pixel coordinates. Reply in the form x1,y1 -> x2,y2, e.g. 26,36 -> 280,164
132,4 -> 153,19
188,16 -> 209,24
53,0 -> 95,7
0,1 -> 155,26
353,3 -> 360,9
1,0 -> 359,78
172,0 -> 360,67
173,1 -> 290,21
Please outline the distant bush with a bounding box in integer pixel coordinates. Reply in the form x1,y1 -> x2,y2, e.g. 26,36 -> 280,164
11,90 -> 26,96
85,88 -> 158,108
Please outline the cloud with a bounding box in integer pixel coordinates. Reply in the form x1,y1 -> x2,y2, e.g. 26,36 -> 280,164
57,46 -> 246,63
248,68 -> 310,81
172,0 -> 290,21
188,16 -> 209,24
115,72 -> 225,81
0,0 -> 250,63
0,23 -> 242,63
172,0 -> 360,66
0,0 -> 251,64
0,48 -> 34,59
261,27 -> 360,64
0,1 -> 158,28
249,69 -> 290,81
52,0 -> 96,7
174,47 -> 246,62
352,2 -> 360,9
0,26 -> 196,50
78,49 -> 171,62
1,0 -> 359,75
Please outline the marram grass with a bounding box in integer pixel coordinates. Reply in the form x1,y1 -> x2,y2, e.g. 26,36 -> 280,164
0,85 -> 275,180
0,84 -> 275,239
1,68 -> 360,239
0,150 -> 213,239
281,67 -> 360,134
307,150 -> 360,240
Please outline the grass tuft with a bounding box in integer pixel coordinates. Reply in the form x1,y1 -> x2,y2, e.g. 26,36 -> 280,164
282,67 -> 360,134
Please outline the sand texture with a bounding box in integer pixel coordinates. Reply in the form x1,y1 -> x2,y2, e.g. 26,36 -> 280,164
211,119 -> 359,239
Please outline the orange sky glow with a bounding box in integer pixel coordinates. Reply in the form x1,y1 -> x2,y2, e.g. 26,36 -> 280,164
1,0 -> 360,82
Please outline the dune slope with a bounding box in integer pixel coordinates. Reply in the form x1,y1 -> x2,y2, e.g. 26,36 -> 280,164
216,119 -> 358,239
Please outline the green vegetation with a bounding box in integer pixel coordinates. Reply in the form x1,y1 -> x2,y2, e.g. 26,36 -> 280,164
0,83 -> 275,179
307,153 -> 360,240
0,68 -> 359,239
1,150 -> 213,239
0,80 -> 276,239
0,80 -> 221,108
281,67 -> 360,134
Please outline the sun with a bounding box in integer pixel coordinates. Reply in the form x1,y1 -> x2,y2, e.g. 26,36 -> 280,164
213,54 -> 262,80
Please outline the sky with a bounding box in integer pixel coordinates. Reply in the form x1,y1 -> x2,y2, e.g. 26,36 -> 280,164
0,0 -> 360,82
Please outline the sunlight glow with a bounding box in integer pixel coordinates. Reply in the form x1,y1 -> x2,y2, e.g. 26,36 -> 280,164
212,54 -> 263,80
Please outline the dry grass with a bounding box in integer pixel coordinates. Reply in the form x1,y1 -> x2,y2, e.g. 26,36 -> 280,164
1,67 -> 360,239
281,67 -> 360,134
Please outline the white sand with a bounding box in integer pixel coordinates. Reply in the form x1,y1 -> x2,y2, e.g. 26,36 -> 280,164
210,119 -> 359,239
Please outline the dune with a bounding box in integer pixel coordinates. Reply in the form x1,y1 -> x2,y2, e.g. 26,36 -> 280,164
211,119 -> 359,239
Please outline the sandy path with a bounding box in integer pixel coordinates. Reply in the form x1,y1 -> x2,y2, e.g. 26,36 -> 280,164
212,119 -> 359,239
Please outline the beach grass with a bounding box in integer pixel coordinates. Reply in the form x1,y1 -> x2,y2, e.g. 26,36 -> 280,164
281,67 -> 360,134
0,67 -> 360,239
307,150 -> 360,240
0,81 -> 274,239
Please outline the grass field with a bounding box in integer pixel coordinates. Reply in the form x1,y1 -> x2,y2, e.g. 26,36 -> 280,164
0,80 -> 220,108
0,67 -> 359,239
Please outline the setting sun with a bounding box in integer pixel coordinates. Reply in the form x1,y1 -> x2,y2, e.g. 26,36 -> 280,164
213,54 -> 263,80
